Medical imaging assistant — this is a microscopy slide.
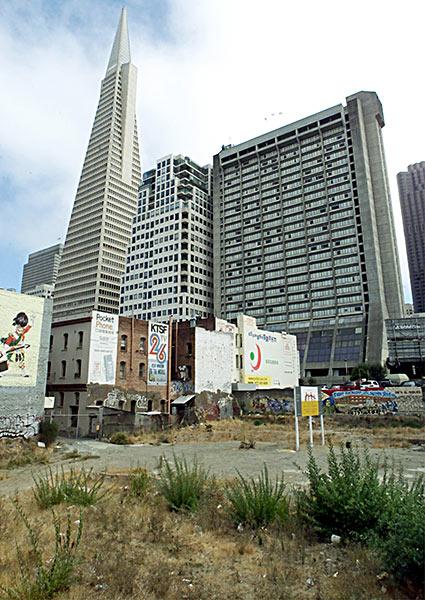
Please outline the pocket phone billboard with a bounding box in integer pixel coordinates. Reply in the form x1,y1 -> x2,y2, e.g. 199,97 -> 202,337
87,312 -> 119,385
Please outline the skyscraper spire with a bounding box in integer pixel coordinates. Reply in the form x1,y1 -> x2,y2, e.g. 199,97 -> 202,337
106,6 -> 131,74
53,8 -> 141,321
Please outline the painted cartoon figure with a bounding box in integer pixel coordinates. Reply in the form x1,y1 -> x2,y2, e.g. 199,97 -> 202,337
0,312 -> 31,377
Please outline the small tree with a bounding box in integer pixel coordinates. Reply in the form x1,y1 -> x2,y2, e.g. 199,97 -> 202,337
38,420 -> 59,447
350,362 -> 387,382
350,363 -> 370,381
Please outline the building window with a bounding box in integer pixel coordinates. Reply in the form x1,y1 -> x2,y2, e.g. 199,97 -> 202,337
75,359 -> 82,379
139,362 -> 145,378
70,406 -> 78,428
61,360 -> 66,377
119,361 -> 126,379
77,331 -> 84,349
57,392 -> 64,408
187,342 -> 193,356
63,333 -> 68,350
47,361 -> 51,378
49,335 -> 53,352
75,392 -> 80,405
140,337 -> 146,352
120,335 -> 128,352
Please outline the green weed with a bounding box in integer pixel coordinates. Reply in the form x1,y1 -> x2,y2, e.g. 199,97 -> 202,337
33,467 -> 108,509
226,465 -> 287,529
158,454 -> 209,512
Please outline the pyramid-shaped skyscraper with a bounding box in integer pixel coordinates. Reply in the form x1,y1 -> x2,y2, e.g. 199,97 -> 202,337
53,8 -> 141,321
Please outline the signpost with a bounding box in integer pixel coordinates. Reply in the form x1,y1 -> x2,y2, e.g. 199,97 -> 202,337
294,386 -> 325,450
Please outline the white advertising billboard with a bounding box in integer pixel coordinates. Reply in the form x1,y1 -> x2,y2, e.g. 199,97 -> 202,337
87,311 -> 119,384
242,327 -> 298,389
0,291 -> 44,387
147,322 -> 169,386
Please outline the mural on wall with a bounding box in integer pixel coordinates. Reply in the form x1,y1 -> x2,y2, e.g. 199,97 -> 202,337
0,292 -> 44,387
147,322 -> 169,386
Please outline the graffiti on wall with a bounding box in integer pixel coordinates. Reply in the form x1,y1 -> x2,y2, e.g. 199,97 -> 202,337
0,414 -> 41,438
251,397 -> 292,414
171,380 -> 194,395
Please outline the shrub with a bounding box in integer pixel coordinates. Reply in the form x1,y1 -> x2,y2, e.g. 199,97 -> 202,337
226,465 -> 287,529
33,467 -> 108,509
129,467 -> 149,498
375,474 -> 425,585
158,454 -> 209,512
38,421 -> 59,447
297,444 -> 386,541
0,500 -> 82,600
109,432 -> 130,445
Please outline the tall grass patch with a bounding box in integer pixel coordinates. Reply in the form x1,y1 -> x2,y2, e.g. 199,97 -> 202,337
226,465 -> 287,529
0,501 -> 82,600
33,467 -> 108,509
158,454 -> 209,512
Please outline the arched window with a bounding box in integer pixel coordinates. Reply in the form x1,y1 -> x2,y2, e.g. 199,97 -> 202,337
61,360 -> 66,377
120,335 -> 128,352
119,361 -> 126,379
139,362 -> 146,378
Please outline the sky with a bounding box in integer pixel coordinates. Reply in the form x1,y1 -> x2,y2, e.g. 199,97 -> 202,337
0,0 -> 423,302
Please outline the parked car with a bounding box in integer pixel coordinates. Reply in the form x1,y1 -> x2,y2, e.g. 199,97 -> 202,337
359,380 -> 380,389
379,379 -> 394,388
400,380 -> 417,387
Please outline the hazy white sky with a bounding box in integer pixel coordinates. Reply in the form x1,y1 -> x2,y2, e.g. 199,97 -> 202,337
0,0 -> 423,301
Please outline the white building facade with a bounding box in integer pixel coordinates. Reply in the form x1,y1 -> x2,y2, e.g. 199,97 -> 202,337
120,154 -> 213,321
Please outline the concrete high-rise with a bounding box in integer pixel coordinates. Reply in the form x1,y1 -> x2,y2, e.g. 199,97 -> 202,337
397,162 -> 425,314
213,91 -> 404,380
21,243 -> 63,293
120,154 -> 213,321
53,8 -> 141,321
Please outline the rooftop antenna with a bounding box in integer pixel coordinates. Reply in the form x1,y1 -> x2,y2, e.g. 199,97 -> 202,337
264,112 -> 283,121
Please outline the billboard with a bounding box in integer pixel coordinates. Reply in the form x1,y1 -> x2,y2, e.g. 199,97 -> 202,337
242,326 -> 298,389
87,311 -> 119,384
147,322 -> 169,386
0,292 -> 44,387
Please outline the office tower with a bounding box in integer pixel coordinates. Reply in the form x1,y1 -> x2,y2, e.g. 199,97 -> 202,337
397,162 -> 425,314
213,91 -> 404,379
120,154 -> 213,321
53,8 -> 141,321
21,243 -> 63,293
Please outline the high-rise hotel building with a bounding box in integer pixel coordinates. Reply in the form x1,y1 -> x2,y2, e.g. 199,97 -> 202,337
53,8 -> 141,321
120,155 -> 213,321
213,91 -> 404,378
397,162 -> 425,314
21,243 -> 63,294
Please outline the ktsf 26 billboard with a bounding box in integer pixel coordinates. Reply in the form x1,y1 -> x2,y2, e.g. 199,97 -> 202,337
148,322 -> 169,386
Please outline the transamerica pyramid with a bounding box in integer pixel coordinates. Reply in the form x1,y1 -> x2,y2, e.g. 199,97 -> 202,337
53,7 -> 141,321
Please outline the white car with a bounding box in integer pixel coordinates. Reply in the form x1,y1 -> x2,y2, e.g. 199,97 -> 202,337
359,380 -> 380,389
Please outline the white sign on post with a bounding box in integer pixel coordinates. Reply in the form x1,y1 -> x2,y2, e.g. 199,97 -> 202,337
294,386 -> 325,450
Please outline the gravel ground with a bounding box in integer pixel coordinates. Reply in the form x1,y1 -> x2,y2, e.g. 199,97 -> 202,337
1,437 -> 424,496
